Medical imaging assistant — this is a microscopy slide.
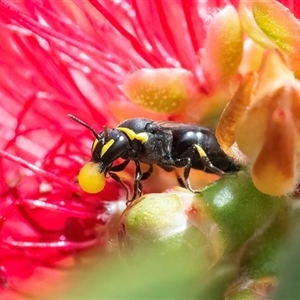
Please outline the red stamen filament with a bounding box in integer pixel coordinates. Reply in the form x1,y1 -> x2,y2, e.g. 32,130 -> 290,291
154,0 -> 182,64
20,198 -> 98,219
88,0 -> 159,67
0,0 -> 121,66
0,149 -> 80,191
181,0 -> 199,52
2,237 -> 100,250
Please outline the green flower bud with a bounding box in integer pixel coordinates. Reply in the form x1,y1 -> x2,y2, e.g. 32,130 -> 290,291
119,172 -> 286,262
224,208 -> 289,299
198,172 -> 285,251
119,187 -> 224,264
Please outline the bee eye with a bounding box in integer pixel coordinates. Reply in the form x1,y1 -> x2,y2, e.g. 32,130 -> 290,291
99,134 -> 128,162
78,162 -> 105,193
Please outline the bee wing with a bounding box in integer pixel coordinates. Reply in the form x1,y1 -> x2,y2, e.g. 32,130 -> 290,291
153,121 -> 213,133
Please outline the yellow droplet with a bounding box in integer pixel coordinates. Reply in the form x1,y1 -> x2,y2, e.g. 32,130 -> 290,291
78,162 -> 105,194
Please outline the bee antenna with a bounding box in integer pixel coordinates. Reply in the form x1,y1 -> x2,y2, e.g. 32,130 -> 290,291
102,125 -> 108,143
68,114 -> 100,140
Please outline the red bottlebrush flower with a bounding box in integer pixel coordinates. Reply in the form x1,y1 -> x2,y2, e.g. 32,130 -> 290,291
0,0 -> 298,297
0,0 -> 243,296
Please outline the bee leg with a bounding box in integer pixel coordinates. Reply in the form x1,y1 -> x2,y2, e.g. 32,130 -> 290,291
110,162 -> 151,203
174,158 -> 195,193
194,145 -> 226,175
110,160 -> 133,202
110,160 -> 130,172
130,164 -> 153,202
129,161 -> 143,202
158,164 -> 185,188
182,158 -> 197,193
201,157 -> 226,175
174,169 -> 186,188
109,171 -> 131,202
141,164 -> 153,180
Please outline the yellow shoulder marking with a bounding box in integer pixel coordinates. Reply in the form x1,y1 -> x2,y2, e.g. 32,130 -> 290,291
101,139 -> 114,157
117,127 -> 148,144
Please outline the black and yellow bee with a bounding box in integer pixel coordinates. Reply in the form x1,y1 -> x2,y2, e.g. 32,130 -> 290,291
69,115 -> 240,200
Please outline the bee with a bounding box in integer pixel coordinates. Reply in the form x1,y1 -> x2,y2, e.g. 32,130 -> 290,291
69,115 -> 240,200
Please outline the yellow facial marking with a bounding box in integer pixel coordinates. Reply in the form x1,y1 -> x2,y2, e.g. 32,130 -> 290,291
117,127 -> 148,144
78,162 -> 106,193
195,145 -> 207,158
100,139 -> 114,157
92,139 -> 99,151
